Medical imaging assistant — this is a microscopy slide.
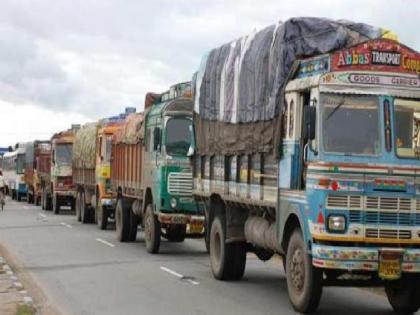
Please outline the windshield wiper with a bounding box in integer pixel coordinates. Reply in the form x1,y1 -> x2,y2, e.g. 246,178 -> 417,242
326,98 -> 345,121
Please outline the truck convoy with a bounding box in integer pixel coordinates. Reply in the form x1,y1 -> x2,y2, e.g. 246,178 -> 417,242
41,126 -> 79,213
192,18 -> 420,314
25,141 -> 51,205
0,16 -> 418,315
73,111 -> 128,229
2,143 -> 28,201
112,82 -> 205,253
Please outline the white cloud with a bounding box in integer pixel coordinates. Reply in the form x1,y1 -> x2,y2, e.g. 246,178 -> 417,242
0,0 -> 418,146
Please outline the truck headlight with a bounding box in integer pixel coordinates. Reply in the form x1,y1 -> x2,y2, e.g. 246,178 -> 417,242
170,198 -> 177,209
328,215 -> 346,232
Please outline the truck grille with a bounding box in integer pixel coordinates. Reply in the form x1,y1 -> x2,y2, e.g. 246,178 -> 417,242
326,195 -> 362,209
366,228 -> 412,240
168,172 -> 192,196
327,195 -> 415,212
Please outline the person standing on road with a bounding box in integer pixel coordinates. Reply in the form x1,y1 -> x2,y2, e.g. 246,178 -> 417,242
0,170 -> 5,210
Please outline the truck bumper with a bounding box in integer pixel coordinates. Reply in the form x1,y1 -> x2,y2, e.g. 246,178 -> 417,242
158,213 -> 205,235
312,244 -> 420,273
55,190 -> 76,198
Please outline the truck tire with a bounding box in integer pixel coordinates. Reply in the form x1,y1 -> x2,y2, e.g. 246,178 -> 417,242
53,194 -> 60,214
46,194 -> 52,211
116,198 -> 130,242
97,204 -> 108,230
286,229 -> 322,313
80,192 -> 89,223
35,195 -> 40,206
75,192 -> 81,222
128,211 -> 139,242
144,204 -> 161,254
41,190 -> 46,210
17,193 -> 22,202
165,224 -> 186,242
385,274 -> 420,314
209,215 -> 247,281
27,193 -> 32,204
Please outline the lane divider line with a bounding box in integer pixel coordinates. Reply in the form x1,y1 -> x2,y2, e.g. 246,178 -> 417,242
160,266 -> 199,285
60,222 -> 72,229
23,206 -> 29,210
95,238 -> 115,248
38,213 -> 47,218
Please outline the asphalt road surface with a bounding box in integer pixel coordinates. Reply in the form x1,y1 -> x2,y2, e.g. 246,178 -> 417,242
0,198 -> 415,315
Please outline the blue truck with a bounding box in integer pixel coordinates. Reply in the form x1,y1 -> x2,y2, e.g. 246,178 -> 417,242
192,18 -> 420,314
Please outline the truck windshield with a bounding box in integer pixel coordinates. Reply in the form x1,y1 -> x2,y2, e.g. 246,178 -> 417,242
321,94 -> 380,156
105,136 -> 112,163
16,154 -> 25,174
56,144 -> 72,165
165,118 -> 192,156
394,99 -> 420,158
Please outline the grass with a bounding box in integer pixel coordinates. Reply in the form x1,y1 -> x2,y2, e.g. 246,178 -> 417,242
16,304 -> 35,315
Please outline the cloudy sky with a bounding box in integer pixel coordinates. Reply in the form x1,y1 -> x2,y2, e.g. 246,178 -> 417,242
0,0 -> 418,147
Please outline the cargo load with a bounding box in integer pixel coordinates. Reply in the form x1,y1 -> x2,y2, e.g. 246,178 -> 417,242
194,17 -> 385,155
73,123 -> 98,170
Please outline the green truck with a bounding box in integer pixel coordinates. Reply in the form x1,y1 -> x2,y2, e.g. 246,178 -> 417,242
112,82 -> 205,253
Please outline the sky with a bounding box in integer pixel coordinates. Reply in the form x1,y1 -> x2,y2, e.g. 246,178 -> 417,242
0,0 -> 419,147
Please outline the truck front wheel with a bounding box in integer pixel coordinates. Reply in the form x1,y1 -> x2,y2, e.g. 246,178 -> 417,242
75,192 -> 81,221
286,229 -> 323,313
385,274 -> 420,314
165,224 -> 186,242
116,198 -> 130,242
96,204 -> 108,230
144,204 -> 160,254
53,194 -> 60,214
210,215 -> 247,281
80,192 -> 89,223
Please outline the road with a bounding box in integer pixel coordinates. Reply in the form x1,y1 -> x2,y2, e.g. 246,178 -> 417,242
0,198 -> 410,315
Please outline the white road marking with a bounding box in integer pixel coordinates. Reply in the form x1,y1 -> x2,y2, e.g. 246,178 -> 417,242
160,266 -> 199,285
60,222 -> 72,229
23,206 -> 29,209
95,238 -> 115,248
38,213 -> 47,218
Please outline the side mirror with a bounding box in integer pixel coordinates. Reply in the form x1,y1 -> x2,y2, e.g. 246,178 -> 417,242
153,127 -> 161,151
187,145 -> 195,157
303,106 -> 316,141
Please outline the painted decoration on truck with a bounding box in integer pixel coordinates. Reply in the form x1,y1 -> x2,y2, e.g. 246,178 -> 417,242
296,55 -> 330,78
331,39 -> 420,74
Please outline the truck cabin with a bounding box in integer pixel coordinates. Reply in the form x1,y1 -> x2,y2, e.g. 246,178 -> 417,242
51,131 -> 75,190
283,38 -> 420,245
146,82 -> 194,160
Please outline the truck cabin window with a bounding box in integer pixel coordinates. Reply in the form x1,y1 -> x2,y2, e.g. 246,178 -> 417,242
165,118 -> 192,156
105,136 -> 112,162
55,144 -> 73,165
16,154 -> 25,174
394,99 -> 420,158
321,94 -> 380,156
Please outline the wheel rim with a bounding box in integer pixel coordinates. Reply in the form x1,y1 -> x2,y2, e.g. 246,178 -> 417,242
290,248 -> 305,292
210,221 -> 222,270
144,209 -> 152,243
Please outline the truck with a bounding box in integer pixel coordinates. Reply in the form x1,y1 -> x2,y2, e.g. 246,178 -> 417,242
112,82 -> 205,253
73,111 -> 128,229
192,17 -> 420,314
25,141 -> 51,205
2,144 -> 28,201
41,126 -> 79,214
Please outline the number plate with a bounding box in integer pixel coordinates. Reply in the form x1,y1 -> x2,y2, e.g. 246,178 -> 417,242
189,222 -> 204,234
378,251 -> 402,280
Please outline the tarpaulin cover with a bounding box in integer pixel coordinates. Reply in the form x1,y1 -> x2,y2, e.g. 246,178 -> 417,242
73,123 -> 98,169
114,113 -> 145,145
194,17 -> 384,155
